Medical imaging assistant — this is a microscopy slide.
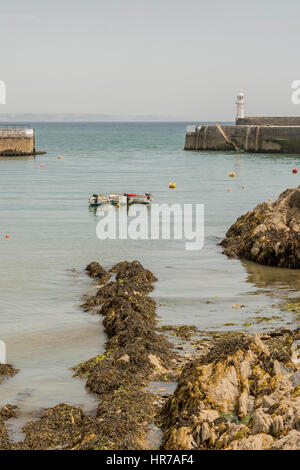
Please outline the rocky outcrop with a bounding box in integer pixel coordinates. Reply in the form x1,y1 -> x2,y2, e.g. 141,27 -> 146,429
221,186 -> 300,268
9,261 -> 177,450
85,262 -> 111,284
0,364 -> 18,384
0,364 -> 19,448
160,328 -> 300,450
76,261 -> 176,450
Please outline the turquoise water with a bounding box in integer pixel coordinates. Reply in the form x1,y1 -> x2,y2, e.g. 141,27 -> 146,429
1,122 -> 300,432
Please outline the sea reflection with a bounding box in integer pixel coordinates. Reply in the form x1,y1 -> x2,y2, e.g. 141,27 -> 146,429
243,259 -> 300,294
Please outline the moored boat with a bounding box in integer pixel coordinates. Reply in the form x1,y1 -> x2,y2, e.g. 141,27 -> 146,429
89,194 -> 108,207
108,193 -> 128,205
89,192 -> 153,207
124,192 -> 153,204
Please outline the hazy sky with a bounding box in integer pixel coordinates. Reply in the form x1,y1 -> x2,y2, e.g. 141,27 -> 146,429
0,0 -> 300,120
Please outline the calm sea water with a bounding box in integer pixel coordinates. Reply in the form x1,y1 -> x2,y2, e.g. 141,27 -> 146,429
1,122 -> 300,434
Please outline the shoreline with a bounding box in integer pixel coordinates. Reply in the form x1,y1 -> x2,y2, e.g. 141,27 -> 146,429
1,260 -> 300,450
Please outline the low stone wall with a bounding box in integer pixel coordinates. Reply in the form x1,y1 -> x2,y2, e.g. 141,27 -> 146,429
236,117 -> 300,126
0,129 -> 35,155
185,125 -> 300,153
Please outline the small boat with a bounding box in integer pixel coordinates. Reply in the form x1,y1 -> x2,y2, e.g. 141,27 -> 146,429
89,194 -> 108,207
108,193 -> 128,205
124,192 -> 153,204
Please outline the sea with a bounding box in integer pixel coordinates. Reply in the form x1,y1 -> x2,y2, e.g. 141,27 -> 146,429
1,122 -> 300,438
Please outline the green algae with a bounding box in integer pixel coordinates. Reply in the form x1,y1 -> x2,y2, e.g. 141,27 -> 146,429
158,325 -> 198,341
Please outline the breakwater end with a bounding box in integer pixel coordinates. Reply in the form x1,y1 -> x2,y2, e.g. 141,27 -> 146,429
185,90 -> 300,154
185,123 -> 300,154
0,128 -> 45,156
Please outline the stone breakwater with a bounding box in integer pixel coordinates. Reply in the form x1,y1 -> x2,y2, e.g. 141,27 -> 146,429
221,186 -> 300,269
185,124 -> 300,153
0,129 -> 35,156
160,329 -> 300,450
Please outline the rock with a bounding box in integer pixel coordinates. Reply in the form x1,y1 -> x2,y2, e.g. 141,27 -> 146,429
271,430 -> 300,450
290,370 -> 300,387
215,423 -> 248,449
238,390 -> 252,418
160,329 -> 300,450
117,354 -> 130,363
201,422 -> 210,443
165,426 -> 197,450
273,360 -> 282,376
206,364 -> 239,413
272,415 -> 284,435
198,410 -> 219,422
252,333 -> 269,354
148,354 -> 167,373
228,433 -> 274,450
0,404 -> 18,420
0,364 -> 18,379
262,395 -> 276,409
110,260 -> 157,294
85,262 -> 111,284
251,409 -> 273,434
221,186 -> 300,268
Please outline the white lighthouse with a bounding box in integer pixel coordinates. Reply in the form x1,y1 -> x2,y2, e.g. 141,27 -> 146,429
236,90 -> 245,119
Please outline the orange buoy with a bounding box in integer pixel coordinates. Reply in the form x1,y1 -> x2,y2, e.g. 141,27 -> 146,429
5,234 -> 10,239
169,182 -> 176,189
229,171 -> 235,178
269,198 -> 272,202
58,155 -> 62,160
40,163 -> 44,168
292,168 -> 298,174
227,188 -> 231,192
116,203 -> 120,208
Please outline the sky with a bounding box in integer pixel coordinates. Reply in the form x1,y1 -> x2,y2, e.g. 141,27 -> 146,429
0,0 -> 300,120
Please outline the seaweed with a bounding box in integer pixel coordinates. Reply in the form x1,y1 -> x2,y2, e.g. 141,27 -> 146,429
13,260 -> 178,450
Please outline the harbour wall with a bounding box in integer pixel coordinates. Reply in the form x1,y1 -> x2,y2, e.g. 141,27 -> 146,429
236,117 -> 300,126
185,125 -> 300,153
0,129 -> 35,156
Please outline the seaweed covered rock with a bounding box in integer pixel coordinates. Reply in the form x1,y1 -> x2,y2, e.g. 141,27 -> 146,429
110,260 -> 158,294
85,261 -> 111,284
75,260 -> 177,449
221,186 -> 300,268
0,404 -> 18,421
14,404 -> 107,450
0,367 -> 19,450
160,328 -> 300,450
0,420 -> 10,450
0,364 -> 18,383
0,405 -> 19,450
2,261 -> 176,451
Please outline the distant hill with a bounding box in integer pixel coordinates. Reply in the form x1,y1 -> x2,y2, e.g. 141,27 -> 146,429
0,113 -> 187,123
0,113 -> 234,124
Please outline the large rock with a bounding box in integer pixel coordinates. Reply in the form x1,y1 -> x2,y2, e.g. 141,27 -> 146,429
160,328 -> 300,450
221,187 -> 300,268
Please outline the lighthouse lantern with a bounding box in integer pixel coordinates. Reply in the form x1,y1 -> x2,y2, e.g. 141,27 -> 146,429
236,90 -> 245,119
